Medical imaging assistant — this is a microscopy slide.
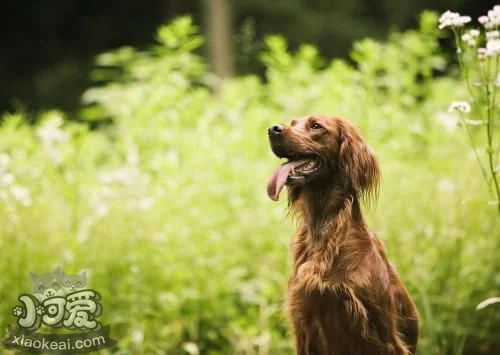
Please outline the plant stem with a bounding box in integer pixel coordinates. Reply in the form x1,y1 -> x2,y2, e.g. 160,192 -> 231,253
454,29 -> 500,216
453,34 -> 491,189
486,55 -> 500,216
459,112 -> 490,185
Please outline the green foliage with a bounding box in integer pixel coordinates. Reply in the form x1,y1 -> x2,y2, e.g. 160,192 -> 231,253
0,14 -> 499,355
439,6 -> 500,218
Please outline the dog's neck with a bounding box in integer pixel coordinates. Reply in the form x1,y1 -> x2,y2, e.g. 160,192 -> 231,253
290,183 -> 364,240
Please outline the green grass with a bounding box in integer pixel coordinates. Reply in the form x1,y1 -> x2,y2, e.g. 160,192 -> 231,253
0,13 -> 499,355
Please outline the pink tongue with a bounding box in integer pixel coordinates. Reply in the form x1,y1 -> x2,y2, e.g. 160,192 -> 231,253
267,159 -> 310,201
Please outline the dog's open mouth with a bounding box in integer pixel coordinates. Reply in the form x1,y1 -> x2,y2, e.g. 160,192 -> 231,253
267,159 -> 318,201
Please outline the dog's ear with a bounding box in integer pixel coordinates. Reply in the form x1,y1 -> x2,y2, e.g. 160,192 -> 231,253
337,120 -> 380,201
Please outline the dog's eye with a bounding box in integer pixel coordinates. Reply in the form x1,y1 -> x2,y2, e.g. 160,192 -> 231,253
309,123 -> 322,130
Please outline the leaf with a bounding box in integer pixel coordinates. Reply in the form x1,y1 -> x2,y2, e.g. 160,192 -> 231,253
463,119 -> 486,126
476,297 -> 500,310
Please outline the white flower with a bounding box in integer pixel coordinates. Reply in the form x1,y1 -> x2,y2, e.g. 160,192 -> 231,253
98,166 -> 139,185
10,185 -> 32,206
457,34 -> 476,47
463,29 -> 481,48
440,10 -> 459,22
437,179 -> 455,194
0,153 -> 10,170
62,249 -> 75,263
485,22 -> 495,30
479,16 -> 490,25
486,39 -> 500,56
131,328 -> 144,346
483,5 -> 500,27
183,343 -> 199,355
0,173 -> 15,185
469,29 -> 480,37
94,203 -> 109,217
137,197 -> 155,211
455,16 -> 472,27
461,34 -> 476,47
36,116 -> 68,145
436,112 -> 457,132
478,47 -> 487,60
488,9 -> 500,26
439,11 -> 466,29
448,101 -> 471,113
487,30 -> 500,40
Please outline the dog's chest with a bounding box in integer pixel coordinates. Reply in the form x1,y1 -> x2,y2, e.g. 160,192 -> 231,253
287,282 -> 368,355
290,226 -> 382,288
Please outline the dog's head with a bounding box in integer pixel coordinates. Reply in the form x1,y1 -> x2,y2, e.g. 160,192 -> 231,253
267,115 -> 380,202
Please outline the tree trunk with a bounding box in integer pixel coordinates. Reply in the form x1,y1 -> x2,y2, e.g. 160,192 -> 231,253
203,0 -> 234,80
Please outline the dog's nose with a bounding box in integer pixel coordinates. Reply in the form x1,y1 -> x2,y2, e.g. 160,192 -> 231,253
268,125 -> 284,136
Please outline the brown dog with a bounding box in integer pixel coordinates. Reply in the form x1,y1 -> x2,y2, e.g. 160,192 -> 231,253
267,115 -> 419,355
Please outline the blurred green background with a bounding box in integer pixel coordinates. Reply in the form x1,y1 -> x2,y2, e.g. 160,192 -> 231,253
0,0 -> 489,115
1,1 -> 500,354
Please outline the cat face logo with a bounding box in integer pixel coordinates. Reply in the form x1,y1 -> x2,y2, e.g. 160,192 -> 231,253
3,267 -> 117,354
13,267 -> 101,331
30,267 -> 87,302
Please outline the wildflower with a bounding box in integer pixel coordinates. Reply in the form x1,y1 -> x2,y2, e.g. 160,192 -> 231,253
10,185 -> 32,207
479,16 -> 490,25
461,33 -> 476,47
437,179 -> 455,194
36,116 -> 68,145
0,173 -> 15,185
183,342 -> 199,355
439,11 -> 471,29
486,39 -> 500,56
439,11 -> 459,27
448,101 -> 471,113
62,249 -> 75,263
98,166 -> 139,185
462,33 -> 472,41
469,29 -> 480,37
478,47 -> 487,60
488,8 -> 500,26
436,112 -> 457,132
95,203 -> 109,217
455,16 -> 472,27
486,30 -> 500,40
131,329 -> 144,346
0,153 -> 10,170
462,29 -> 480,47
137,197 -> 155,211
